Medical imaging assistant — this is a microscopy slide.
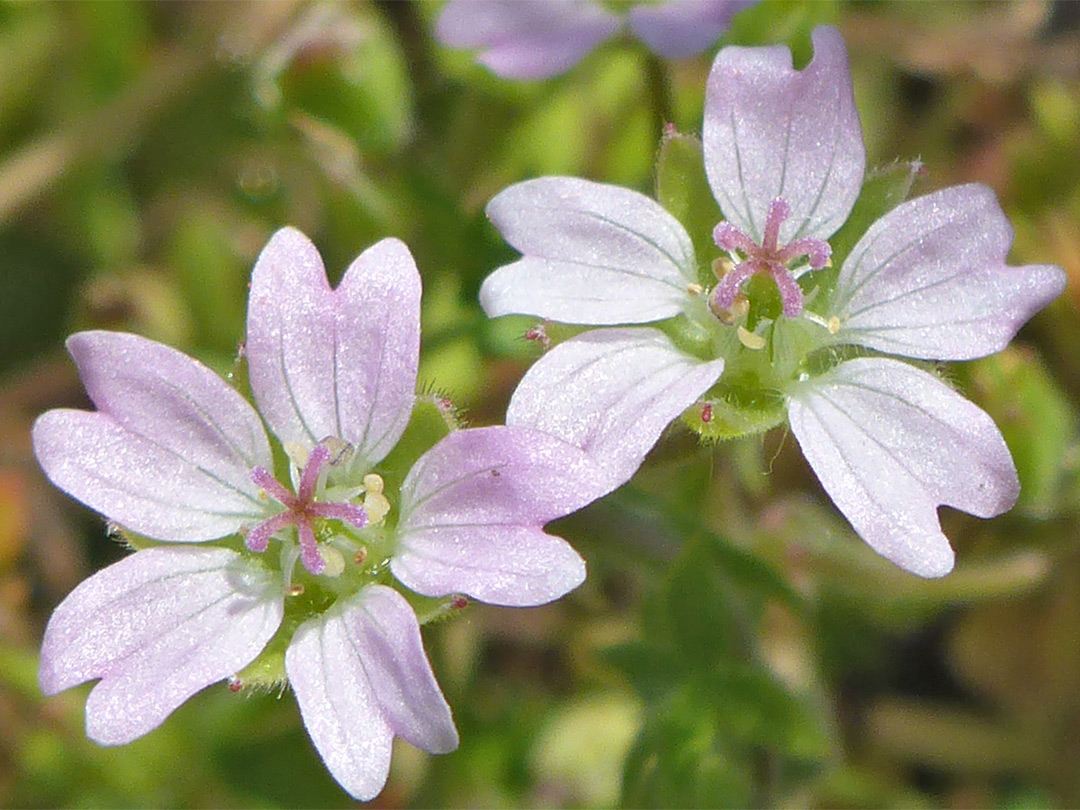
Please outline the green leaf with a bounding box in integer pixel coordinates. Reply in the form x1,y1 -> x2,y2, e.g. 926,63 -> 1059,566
621,685 -> 754,810
277,7 -> 414,154
703,664 -> 830,759
603,642 -> 683,704
657,538 -> 745,669
655,130 -> 722,287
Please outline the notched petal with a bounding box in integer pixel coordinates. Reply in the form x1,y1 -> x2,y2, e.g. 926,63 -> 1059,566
246,228 -> 420,465
394,426 -> 602,605
507,327 -> 725,494
831,184 -> 1067,360
703,25 -> 865,243
33,331 -> 272,542
788,358 -> 1019,577
39,547 -> 283,744
482,177 -> 698,325
285,586 -> 456,801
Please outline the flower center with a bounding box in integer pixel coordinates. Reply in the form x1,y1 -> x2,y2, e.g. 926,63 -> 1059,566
245,442 -> 369,576
709,198 -> 831,319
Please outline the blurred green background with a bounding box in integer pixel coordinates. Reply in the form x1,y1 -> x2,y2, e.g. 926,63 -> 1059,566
2,1 -> 1079,807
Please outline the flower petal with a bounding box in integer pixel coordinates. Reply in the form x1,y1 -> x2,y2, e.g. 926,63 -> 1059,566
246,228 -> 420,467
482,177 -> 698,325
343,586 -> 458,755
703,25 -> 864,243
830,184 -> 1067,360
286,605 -> 393,802
788,358 -> 1020,578
507,327 -> 724,493
39,547 -> 283,744
32,331 -> 271,542
394,426 -> 603,605
436,0 -> 621,80
628,0 -> 751,59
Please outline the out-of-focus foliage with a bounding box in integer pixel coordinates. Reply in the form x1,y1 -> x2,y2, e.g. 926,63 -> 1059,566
0,1 -> 1078,807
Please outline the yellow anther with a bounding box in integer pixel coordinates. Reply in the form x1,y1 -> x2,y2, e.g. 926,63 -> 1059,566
287,583 -> 305,597
737,325 -> 767,350
283,441 -> 309,469
362,473 -> 384,494
827,316 -> 841,335
319,546 -> 346,578
712,256 -> 735,279
256,489 -> 269,502
364,491 -> 392,525
687,282 -> 704,297
824,256 -> 833,268
354,546 -> 368,566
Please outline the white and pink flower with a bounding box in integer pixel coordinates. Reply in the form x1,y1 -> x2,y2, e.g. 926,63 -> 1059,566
34,228 -> 603,800
480,26 -> 1066,577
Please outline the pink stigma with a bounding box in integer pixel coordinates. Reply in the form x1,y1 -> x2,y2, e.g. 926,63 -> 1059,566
246,442 -> 369,575
711,198 -> 831,319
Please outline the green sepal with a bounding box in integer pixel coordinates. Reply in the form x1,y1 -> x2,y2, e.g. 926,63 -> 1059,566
654,130 -> 722,288
231,639 -> 287,693
377,396 -> 456,497
825,159 -> 923,283
106,524 -> 178,553
401,589 -> 468,626
683,377 -> 786,442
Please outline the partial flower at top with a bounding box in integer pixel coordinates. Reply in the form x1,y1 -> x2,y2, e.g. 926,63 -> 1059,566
33,228 -> 605,801
436,0 -> 754,80
479,26 -> 1066,577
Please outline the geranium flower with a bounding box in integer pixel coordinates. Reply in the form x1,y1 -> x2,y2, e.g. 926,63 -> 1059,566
33,228 -> 603,800
436,0 -> 753,80
479,26 -> 1066,577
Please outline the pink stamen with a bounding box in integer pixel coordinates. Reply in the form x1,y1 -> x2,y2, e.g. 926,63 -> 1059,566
710,259 -> 759,311
710,198 -> 831,320
713,222 -> 758,255
761,199 -> 790,252
770,267 -> 805,318
310,501 -> 370,526
297,519 -> 325,575
777,237 -> 831,269
245,511 -> 295,553
251,467 -> 296,508
297,443 -> 330,504
244,442 -> 369,575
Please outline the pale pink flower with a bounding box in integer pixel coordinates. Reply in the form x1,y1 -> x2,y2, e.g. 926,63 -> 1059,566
480,27 -> 1066,577
436,0 -> 753,80
34,228 -> 602,799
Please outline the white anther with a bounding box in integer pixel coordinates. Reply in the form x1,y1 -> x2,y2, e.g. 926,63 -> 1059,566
364,491 -> 391,525
319,545 -> 346,578
737,325 -> 767,350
